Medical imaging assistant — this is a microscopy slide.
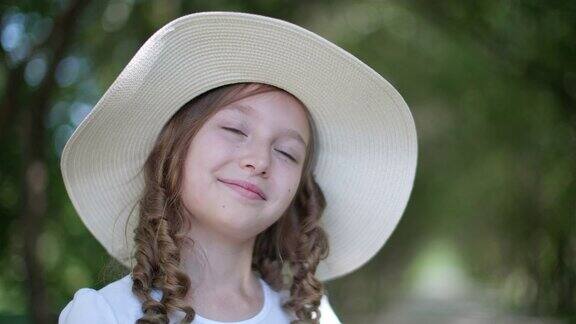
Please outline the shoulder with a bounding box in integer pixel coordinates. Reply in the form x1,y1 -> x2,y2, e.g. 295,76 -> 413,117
58,274 -> 143,324
58,287 -> 119,324
273,287 -> 341,324
318,294 -> 342,324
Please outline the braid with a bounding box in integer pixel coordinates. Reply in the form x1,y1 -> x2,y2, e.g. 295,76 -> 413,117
132,183 -> 195,323
285,174 -> 329,323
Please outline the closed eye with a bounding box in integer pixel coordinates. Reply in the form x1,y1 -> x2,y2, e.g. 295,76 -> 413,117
222,127 -> 246,136
275,149 -> 296,162
223,127 -> 297,163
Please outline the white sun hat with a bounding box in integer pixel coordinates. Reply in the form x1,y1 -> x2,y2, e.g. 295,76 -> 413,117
60,11 -> 418,282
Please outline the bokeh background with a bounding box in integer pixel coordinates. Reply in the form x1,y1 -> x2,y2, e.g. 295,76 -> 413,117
0,0 -> 574,323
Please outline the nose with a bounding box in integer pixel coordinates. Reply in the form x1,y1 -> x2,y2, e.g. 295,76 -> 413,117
240,142 -> 270,176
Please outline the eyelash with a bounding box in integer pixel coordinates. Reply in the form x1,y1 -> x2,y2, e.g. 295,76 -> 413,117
222,127 -> 297,162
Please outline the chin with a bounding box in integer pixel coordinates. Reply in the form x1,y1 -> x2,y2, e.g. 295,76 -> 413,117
221,216 -> 275,238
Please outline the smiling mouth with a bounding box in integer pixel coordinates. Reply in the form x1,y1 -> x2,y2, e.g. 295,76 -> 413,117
218,180 -> 266,201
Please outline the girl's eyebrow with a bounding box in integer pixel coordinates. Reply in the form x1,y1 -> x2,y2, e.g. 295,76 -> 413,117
278,128 -> 307,149
227,104 -> 256,116
222,104 -> 308,148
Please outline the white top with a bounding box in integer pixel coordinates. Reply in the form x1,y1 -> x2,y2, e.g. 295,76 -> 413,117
58,273 -> 342,324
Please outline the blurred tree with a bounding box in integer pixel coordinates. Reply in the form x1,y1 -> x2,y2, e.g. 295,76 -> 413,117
1,1 -> 93,323
397,0 -> 576,316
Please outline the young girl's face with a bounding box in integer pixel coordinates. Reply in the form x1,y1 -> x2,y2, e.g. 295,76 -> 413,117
181,90 -> 310,241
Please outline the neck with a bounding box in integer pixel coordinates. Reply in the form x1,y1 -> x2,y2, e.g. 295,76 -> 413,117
180,216 -> 260,298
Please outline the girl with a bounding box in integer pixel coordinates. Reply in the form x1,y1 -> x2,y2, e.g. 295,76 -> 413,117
58,11 -> 417,324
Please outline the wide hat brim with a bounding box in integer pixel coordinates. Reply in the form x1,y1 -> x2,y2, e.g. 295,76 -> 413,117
60,11 -> 418,282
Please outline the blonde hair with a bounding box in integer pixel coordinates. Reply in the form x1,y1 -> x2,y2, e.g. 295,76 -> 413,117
130,82 -> 330,323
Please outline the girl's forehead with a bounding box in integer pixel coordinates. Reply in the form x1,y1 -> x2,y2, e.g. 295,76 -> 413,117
219,104 -> 257,117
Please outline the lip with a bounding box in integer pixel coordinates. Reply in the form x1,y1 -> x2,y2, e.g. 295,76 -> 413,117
218,178 -> 267,200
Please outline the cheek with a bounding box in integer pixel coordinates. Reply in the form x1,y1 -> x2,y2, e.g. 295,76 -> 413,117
189,132 -> 235,170
181,154 -> 206,212
277,172 -> 302,205
182,138 -> 223,205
